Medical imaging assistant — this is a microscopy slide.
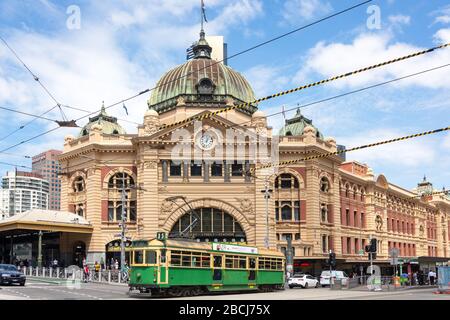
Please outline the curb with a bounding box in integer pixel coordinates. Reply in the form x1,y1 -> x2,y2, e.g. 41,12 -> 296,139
28,277 -> 128,287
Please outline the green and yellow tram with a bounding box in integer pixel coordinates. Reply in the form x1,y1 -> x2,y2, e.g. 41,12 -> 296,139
128,237 -> 285,297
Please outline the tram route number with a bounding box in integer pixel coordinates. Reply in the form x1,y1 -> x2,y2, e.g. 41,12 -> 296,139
179,304 -> 271,318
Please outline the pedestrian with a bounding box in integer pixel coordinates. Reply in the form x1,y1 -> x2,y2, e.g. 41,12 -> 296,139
83,264 -> 90,283
428,270 -> 435,285
100,257 -> 105,271
429,270 -> 436,285
413,272 -> 418,286
114,259 -> 119,270
53,258 -> 58,269
94,261 -> 100,273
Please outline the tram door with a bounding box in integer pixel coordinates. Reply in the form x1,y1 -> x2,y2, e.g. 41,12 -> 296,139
158,250 -> 168,284
212,255 -> 223,284
248,257 -> 257,285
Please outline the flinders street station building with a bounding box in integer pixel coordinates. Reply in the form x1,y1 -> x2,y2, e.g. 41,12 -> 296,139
1,32 -> 449,275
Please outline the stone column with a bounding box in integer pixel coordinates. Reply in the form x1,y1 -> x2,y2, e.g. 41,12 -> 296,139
204,161 -> 210,183
224,162 -> 231,182
85,167 -> 102,264
162,160 -> 168,183
139,159 -> 160,239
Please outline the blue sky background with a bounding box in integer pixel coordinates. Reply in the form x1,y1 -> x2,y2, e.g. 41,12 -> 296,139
0,0 -> 449,191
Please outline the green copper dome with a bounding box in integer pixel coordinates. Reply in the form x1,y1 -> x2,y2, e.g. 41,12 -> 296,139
79,104 -> 126,138
279,108 -> 324,139
148,33 -> 257,115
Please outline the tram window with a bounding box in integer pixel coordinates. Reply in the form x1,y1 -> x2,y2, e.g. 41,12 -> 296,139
171,251 -> 182,266
182,254 -> 192,267
145,250 -> 157,264
225,256 -> 233,269
213,256 -> 222,268
134,250 -> 144,264
239,257 -> 246,269
249,258 -> 256,269
201,254 -> 211,268
160,250 -> 167,264
276,259 -> 283,270
192,254 -> 202,267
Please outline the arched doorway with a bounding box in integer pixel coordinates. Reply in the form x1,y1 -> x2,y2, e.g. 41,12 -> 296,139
73,242 -> 85,267
105,239 -> 132,269
169,207 -> 246,243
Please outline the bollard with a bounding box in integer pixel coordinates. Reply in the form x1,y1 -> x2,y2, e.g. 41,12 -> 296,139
118,272 -> 121,284
98,271 -> 101,283
64,268 -> 67,279
43,267 -> 46,278
56,267 -> 60,278
108,270 -> 111,283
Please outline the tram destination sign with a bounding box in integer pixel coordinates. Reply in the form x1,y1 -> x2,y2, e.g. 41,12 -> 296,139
212,243 -> 258,255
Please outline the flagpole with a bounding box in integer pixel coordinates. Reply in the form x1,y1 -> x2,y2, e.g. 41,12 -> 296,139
201,0 -> 204,33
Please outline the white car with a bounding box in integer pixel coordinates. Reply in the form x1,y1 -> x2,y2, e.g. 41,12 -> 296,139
319,270 -> 349,287
288,274 -> 319,289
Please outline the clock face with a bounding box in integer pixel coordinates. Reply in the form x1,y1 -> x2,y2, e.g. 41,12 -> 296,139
199,134 -> 214,150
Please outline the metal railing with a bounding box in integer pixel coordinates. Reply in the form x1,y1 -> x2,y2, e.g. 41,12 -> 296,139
19,266 -> 129,285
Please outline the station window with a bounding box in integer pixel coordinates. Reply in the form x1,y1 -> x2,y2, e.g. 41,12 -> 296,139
211,162 -> 223,177
190,161 -> 202,177
170,161 -> 182,176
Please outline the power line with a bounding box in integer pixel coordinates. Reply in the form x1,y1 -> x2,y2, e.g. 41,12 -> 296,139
0,106 -> 58,123
0,35 -> 62,107
71,0 -> 372,123
226,63 -> 450,129
0,1 -> 371,155
1,62 -> 450,160
0,161 -> 32,170
159,41 -> 450,131
251,125 -> 450,173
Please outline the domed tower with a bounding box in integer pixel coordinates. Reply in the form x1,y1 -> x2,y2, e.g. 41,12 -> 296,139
79,103 -> 126,137
279,108 -> 324,139
148,30 -> 258,124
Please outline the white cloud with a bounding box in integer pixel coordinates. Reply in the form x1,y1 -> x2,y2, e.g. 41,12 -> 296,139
243,65 -> 290,97
337,128 -> 437,168
434,28 -> 450,43
443,133 -> 450,150
281,0 -> 332,24
295,30 -> 450,90
432,5 -> 450,25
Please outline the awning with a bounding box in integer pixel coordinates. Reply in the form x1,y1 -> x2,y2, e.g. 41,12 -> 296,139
418,256 -> 450,264
0,210 -> 93,234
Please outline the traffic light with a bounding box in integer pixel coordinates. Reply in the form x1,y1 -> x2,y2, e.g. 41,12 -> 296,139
370,238 -> 377,253
328,252 -> 336,269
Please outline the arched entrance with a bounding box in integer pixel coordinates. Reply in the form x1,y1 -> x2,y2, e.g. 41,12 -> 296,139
73,241 -> 85,267
105,239 -> 132,269
169,207 -> 246,243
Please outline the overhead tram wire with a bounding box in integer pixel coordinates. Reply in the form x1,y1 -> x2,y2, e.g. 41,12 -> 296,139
249,125 -> 450,174
225,63 -> 450,130
0,1 -> 370,153
0,46 -> 449,158
0,161 -> 32,170
158,41 -> 450,131
0,63 -> 450,162
71,0 -> 372,122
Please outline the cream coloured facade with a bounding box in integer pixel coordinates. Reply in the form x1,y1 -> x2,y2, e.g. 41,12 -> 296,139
57,32 -> 450,272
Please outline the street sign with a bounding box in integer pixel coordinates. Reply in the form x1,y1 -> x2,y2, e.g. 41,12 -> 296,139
389,248 -> 399,258
390,258 -> 399,265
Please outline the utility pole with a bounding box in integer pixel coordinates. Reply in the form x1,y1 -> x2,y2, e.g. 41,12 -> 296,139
261,180 -> 273,249
119,186 -> 127,273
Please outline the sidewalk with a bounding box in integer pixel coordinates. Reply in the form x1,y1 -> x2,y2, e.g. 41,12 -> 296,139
28,276 -> 128,287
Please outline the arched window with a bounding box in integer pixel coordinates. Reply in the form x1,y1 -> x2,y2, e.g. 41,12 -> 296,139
353,187 -> 358,200
108,172 -> 135,189
75,203 -> 84,217
320,204 -> 328,223
170,208 -> 246,242
275,201 -> 300,222
345,184 -> 350,198
275,174 -> 299,189
320,177 -> 330,193
73,176 -> 85,193
108,200 -> 137,222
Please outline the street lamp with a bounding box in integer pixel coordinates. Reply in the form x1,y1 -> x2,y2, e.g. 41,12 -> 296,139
260,182 -> 273,249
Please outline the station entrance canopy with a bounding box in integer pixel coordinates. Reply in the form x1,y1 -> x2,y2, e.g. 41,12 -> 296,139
0,210 -> 93,234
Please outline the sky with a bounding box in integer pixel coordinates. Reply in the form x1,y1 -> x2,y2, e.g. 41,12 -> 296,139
0,0 -> 449,191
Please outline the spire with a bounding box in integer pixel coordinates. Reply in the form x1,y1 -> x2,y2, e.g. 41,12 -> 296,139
193,0 -> 212,59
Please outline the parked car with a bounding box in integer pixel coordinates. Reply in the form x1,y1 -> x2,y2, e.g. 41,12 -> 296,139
319,270 -> 349,287
0,264 -> 26,286
288,274 -> 319,289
